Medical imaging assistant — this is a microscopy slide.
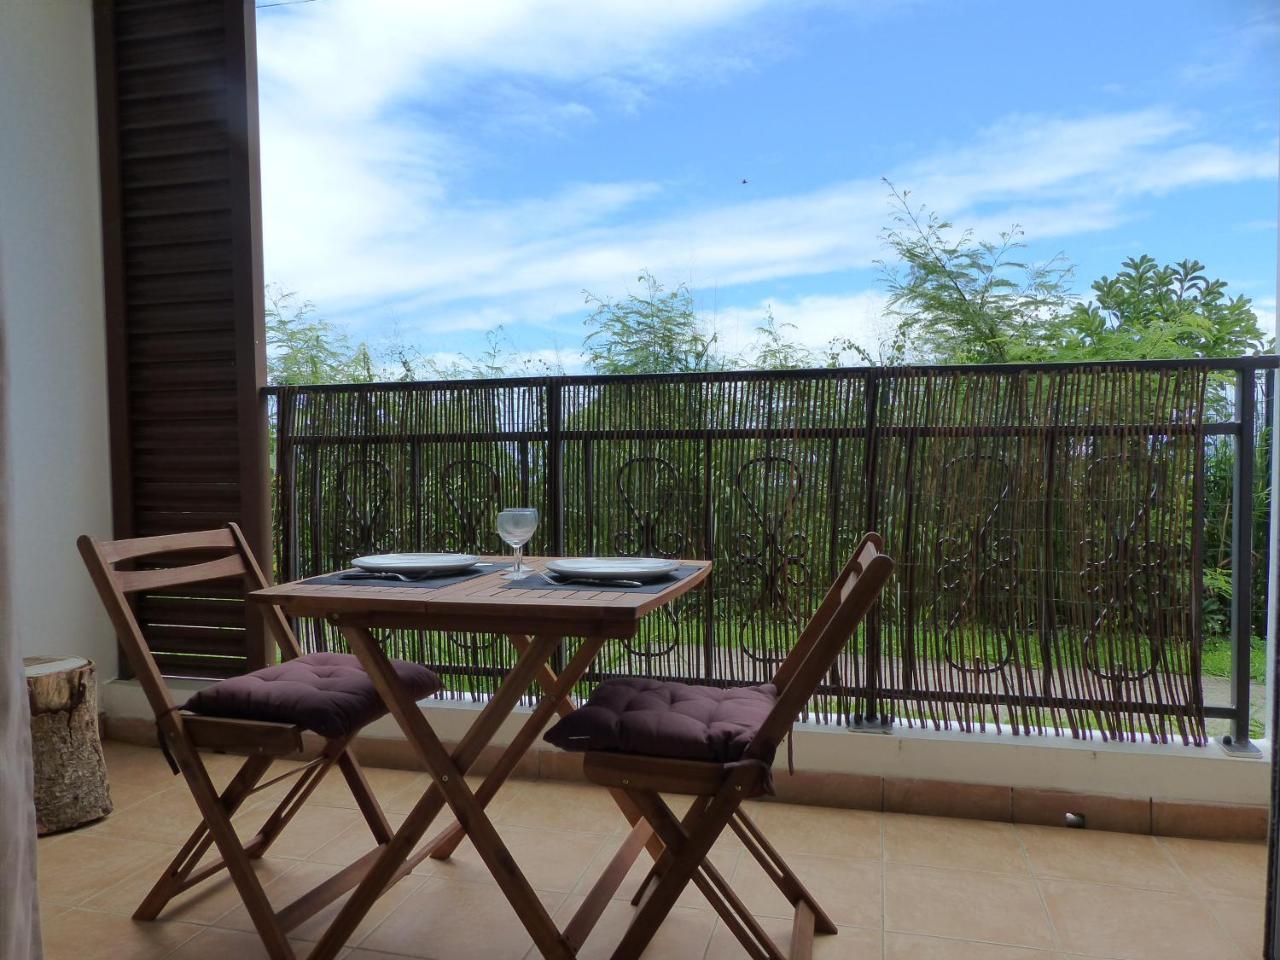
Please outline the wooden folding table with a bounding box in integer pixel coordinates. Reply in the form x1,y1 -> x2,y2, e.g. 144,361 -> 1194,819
251,556 -> 711,960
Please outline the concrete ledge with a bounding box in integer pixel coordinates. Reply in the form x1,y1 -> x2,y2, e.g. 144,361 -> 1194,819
101,678 -> 1271,841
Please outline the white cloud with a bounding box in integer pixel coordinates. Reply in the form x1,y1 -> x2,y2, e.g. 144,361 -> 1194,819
255,2 -> 1278,352
711,290 -> 891,358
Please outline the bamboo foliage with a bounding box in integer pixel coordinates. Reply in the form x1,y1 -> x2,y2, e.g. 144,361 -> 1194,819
271,363 -> 1220,744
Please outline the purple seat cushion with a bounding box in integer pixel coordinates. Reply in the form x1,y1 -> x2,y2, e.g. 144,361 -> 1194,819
183,652 -> 441,740
543,677 -> 778,764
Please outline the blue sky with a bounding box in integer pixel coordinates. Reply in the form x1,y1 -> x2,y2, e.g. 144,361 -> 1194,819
256,0 -> 1279,370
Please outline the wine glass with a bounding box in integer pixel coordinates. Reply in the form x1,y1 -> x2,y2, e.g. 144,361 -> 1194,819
496,508 -> 539,580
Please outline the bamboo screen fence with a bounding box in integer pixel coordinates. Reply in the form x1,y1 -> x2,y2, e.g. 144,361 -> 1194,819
270,362 -> 1236,745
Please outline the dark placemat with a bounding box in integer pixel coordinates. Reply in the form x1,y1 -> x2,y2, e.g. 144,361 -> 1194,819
306,561 -> 511,589
499,563 -> 703,593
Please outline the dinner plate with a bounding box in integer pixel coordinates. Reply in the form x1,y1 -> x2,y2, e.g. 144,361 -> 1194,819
351,553 -> 480,576
545,557 -> 679,582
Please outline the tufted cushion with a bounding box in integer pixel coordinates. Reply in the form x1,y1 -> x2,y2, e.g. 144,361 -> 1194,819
183,652 -> 441,740
543,677 -> 778,764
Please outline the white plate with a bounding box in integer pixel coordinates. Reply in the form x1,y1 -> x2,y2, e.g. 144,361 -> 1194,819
351,553 -> 480,576
545,557 -> 679,582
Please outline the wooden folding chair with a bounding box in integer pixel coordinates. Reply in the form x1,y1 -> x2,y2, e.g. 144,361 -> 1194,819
547,533 -> 894,960
78,524 -> 435,960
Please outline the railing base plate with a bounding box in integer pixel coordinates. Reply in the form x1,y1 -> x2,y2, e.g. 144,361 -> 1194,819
1218,735 -> 1263,758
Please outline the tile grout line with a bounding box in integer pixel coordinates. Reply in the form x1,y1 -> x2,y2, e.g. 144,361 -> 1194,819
1014,818 -> 1063,954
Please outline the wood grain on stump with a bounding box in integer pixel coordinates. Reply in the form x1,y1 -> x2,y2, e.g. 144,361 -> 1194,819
24,656 -> 113,834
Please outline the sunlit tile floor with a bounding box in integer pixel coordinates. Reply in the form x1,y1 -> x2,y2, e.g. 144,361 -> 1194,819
36,741 -> 1266,960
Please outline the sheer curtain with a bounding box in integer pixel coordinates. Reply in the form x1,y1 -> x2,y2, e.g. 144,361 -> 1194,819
0,266 -> 42,958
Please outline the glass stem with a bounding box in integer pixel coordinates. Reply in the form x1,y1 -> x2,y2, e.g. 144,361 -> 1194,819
513,545 -> 523,577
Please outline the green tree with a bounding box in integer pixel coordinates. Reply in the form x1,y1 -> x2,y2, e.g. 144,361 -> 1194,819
582,271 -> 727,374
877,181 -> 1075,364
1042,256 -> 1268,361
265,285 -> 376,385
747,309 -> 819,371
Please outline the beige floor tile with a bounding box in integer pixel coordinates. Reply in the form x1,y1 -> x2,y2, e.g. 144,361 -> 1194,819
705,916 -> 880,959
548,893 -> 717,960
1040,877 -> 1242,960
82,850 -> 294,923
214,859 -> 428,944
38,832 -> 175,907
884,863 -> 1055,950
570,833 -> 742,912
376,774 -> 438,815
105,777 -> 172,814
728,852 -> 882,929
161,925 -> 318,959
306,814 -> 408,866
492,780 -> 630,835
101,742 -> 183,794
1016,823 -> 1186,891
234,803 -> 366,860
358,877 -> 564,959
885,932 -> 1066,959
304,764 -> 425,810
737,800 -> 882,860
428,824 -> 607,893
40,908 -> 202,960
39,903 -> 72,922
885,814 -> 1028,875
86,785 -> 218,847
1204,897 -> 1265,959
1158,837 -> 1267,900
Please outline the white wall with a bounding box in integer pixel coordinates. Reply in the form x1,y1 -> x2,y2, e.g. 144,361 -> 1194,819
0,0 -> 115,670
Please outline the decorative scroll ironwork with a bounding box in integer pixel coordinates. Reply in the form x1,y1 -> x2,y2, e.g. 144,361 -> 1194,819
441,457 -> 502,554
934,453 -> 1021,675
1079,450 -> 1172,683
612,456 -> 686,558
732,456 -> 811,664
334,457 -> 393,559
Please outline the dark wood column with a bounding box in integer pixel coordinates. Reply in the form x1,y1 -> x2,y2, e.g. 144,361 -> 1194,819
94,0 -> 269,678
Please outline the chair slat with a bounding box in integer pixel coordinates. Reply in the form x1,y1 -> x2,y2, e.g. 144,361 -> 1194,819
101,527 -> 238,563
116,552 -> 248,594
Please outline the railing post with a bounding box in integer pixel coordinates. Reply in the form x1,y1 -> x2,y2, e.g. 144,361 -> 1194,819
547,380 -> 565,556
547,381 -> 566,677
1224,367 -> 1259,753
862,370 -> 883,727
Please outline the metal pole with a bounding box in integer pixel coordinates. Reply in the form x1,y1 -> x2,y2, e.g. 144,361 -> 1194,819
1225,368 -> 1259,753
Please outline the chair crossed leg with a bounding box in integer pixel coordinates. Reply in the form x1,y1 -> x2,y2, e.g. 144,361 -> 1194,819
134,732 -> 393,959
577,765 -> 837,960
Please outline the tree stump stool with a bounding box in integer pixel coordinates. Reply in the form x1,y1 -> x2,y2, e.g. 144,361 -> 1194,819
24,656 -> 113,834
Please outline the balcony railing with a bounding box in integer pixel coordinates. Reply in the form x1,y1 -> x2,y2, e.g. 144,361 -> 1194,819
266,356 -> 1278,747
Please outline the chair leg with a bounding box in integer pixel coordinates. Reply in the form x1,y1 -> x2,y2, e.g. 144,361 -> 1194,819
134,753 -> 273,921
167,736 -> 295,959
337,749 -> 393,844
629,791 -> 785,960
608,772 -> 756,960
731,808 -> 838,935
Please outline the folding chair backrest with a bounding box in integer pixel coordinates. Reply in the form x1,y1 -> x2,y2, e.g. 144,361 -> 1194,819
746,533 -> 893,762
77,523 -> 299,722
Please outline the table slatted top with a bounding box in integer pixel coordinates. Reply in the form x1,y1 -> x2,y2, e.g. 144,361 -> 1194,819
250,556 -> 712,638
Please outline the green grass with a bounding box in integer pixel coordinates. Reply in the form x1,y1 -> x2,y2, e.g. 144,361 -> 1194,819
1201,637 -> 1266,683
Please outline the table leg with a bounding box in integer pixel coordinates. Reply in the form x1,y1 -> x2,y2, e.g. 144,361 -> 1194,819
425,632 -> 602,860
309,625 -> 574,960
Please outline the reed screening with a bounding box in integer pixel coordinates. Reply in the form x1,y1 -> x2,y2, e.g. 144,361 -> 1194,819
267,358 -> 1275,745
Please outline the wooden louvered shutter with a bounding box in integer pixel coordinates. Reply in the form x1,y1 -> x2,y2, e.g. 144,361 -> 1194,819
94,0 -> 270,679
